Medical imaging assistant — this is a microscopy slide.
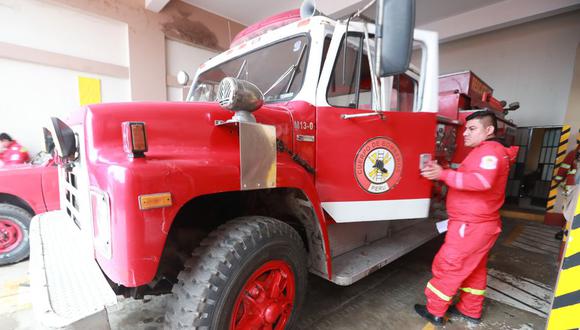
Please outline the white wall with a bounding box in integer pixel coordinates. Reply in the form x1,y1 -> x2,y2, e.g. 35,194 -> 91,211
0,0 -> 129,66
0,59 -> 131,154
434,10 -> 580,127
165,39 -> 218,101
0,0 -> 130,156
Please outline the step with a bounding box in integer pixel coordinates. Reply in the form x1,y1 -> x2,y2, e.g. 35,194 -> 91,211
331,218 -> 440,286
29,211 -> 117,328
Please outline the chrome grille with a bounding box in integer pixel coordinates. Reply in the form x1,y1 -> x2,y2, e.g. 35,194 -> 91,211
60,126 -> 85,229
63,169 -> 81,229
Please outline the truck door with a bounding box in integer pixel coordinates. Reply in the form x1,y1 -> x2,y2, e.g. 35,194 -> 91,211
315,29 -> 437,223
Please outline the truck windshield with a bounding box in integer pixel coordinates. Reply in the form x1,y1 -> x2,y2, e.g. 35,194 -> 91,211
189,35 -> 309,103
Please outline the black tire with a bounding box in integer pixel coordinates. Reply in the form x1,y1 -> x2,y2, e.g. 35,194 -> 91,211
165,216 -> 308,329
0,204 -> 32,265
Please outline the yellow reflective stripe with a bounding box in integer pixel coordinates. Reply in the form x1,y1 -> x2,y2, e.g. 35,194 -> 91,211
569,169 -> 577,174
460,287 -> 486,295
427,282 -> 452,301
560,163 -> 571,169
548,303 -> 580,330
555,176 -> 564,180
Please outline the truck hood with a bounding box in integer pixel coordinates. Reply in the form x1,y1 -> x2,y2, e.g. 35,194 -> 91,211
76,101 -> 294,164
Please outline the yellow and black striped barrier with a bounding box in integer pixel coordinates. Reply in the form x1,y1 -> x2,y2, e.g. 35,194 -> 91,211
547,125 -> 571,211
547,191 -> 580,329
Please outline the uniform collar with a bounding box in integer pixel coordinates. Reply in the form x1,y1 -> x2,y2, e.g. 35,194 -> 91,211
477,140 -> 500,148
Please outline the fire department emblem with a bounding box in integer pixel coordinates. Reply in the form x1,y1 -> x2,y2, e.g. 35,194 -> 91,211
354,137 -> 403,194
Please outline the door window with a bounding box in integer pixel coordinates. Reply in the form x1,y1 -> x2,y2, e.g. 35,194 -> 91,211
326,33 -> 415,111
327,34 -> 369,108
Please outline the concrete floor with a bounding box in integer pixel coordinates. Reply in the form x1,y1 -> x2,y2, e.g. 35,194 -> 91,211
1,217 -> 561,329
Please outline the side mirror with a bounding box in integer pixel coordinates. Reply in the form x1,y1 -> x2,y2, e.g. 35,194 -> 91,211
375,0 -> 416,77
49,117 -> 77,160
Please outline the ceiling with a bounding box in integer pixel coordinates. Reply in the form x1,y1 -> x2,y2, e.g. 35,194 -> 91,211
178,0 -> 580,42
180,0 -> 299,26
181,0 -> 504,26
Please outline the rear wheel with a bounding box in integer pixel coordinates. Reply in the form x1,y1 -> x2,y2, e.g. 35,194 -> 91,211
165,216 -> 308,329
0,204 -> 32,265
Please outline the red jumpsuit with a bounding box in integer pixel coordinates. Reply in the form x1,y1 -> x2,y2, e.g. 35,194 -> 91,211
0,140 -> 30,166
425,140 -> 518,318
554,144 -> 579,191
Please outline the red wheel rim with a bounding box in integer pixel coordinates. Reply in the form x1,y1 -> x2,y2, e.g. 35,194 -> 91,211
0,219 -> 23,254
230,260 -> 296,330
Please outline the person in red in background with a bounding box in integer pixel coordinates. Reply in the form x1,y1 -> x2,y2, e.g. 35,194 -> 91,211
553,142 -> 580,240
554,143 -> 580,196
414,110 -> 519,326
0,133 -> 30,166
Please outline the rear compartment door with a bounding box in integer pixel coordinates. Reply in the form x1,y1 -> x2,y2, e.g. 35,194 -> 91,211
315,29 -> 436,223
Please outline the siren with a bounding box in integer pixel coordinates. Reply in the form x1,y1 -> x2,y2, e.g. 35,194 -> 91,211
300,0 -> 322,18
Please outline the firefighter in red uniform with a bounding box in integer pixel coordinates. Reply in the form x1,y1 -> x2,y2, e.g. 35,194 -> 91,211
553,142 -> 580,240
554,143 -> 580,195
414,110 -> 519,326
0,133 -> 30,166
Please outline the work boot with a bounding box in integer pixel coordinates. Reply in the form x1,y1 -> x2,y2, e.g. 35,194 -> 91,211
414,304 -> 445,326
448,305 -> 481,324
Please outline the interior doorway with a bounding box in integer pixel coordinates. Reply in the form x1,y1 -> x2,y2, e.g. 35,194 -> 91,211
506,126 -> 563,211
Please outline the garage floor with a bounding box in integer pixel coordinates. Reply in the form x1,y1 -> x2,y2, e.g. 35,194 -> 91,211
1,217 -> 561,329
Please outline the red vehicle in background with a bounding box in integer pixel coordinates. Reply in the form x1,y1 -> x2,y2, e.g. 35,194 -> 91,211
0,153 -> 59,265
438,70 -> 518,165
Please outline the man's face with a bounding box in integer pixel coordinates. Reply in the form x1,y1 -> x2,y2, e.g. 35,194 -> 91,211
463,118 -> 494,147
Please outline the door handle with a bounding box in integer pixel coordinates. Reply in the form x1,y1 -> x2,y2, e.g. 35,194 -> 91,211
341,112 -> 386,120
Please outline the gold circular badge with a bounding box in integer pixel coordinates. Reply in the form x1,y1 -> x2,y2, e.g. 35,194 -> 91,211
354,137 -> 403,194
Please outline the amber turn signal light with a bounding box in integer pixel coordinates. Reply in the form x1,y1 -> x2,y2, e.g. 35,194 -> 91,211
138,192 -> 172,210
122,122 -> 148,158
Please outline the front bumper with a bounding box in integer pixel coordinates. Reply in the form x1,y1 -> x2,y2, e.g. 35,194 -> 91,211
30,211 -> 117,328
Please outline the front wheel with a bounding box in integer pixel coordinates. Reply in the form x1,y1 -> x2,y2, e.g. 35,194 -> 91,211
0,204 -> 32,265
165,216 -> 308,329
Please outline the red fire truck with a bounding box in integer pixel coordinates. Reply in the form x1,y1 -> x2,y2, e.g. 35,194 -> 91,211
30,1 -> 516,328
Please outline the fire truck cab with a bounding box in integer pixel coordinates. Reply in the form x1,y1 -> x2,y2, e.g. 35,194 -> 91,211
30,1 -> 515,329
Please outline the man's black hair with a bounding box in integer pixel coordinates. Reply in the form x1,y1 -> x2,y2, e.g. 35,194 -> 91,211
466,110 -> 498,135
0,133 -> 13,141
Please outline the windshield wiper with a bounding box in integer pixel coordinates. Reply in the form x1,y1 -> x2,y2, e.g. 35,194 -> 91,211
264,44 -> 308,96
235,59 -> 247,79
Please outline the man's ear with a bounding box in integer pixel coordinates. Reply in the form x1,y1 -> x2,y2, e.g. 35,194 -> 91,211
486,125 -> 495,137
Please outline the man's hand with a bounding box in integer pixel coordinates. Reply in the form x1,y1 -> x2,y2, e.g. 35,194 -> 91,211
421,161 -> 443,181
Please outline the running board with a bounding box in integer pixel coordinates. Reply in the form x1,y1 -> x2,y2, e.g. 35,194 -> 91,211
330,218 -> 440,286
